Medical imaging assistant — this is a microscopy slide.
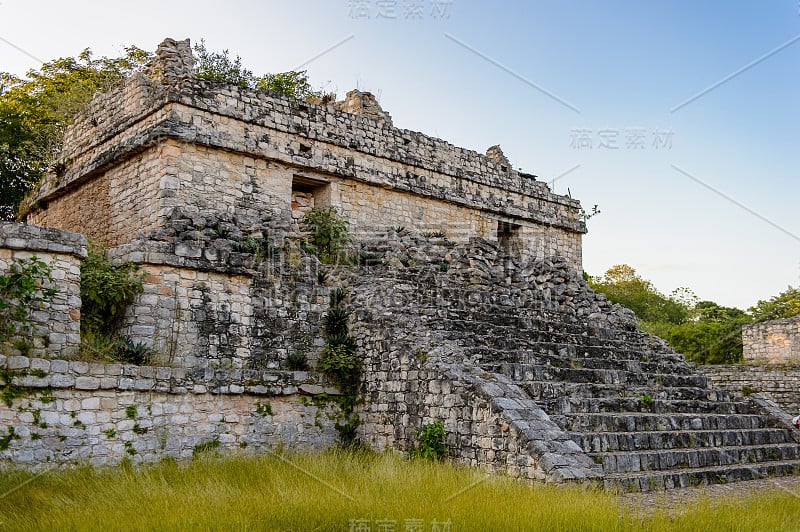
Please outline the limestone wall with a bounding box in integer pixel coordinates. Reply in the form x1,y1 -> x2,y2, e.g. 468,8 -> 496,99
0,354 -> 338,466
701,363 -> 800,415
742,318 -> 800,363
0,223 -> 86,358
108,219 -> 329,371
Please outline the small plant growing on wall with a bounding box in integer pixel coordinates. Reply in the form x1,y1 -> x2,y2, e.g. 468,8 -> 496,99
317,288 -> 363,448
0,256 -> 57,345
302,207 -> 352,265
286,351 -> 309,371
409,421 -> 447,461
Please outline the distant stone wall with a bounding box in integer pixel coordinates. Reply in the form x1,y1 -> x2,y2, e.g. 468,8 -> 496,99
742,318 -> 800,363
0,223 -> 85,359
0,354 -> 339,466
701,363 -> 800,415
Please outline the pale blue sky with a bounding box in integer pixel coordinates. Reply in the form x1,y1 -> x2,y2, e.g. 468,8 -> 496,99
2,0 -> 798,309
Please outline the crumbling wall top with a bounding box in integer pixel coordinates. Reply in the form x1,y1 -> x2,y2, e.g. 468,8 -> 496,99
333,89 -> 393,125
146,37 -> 195,84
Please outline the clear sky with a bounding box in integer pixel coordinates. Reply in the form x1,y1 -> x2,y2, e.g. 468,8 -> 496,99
1,0 -> 798,310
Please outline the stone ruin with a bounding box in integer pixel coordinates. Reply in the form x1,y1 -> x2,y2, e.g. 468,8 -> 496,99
2,38 -> 800,490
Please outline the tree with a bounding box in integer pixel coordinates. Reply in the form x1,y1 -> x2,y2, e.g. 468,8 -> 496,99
749,286 -> 800,323
192,40 -> 255,87
648,301 -> 749,364
0,46 -> 152,219
588,265 -> 748,364
588,265 -> 690,325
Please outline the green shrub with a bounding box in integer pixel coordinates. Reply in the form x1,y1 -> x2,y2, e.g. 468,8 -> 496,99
80,243 -> 144,334
318,344 -> 360,387
410,421 -> 447,461
323,307 -> 350,337
115,337 -> 155,365
286,351 -> 309,371
302,207 -> 352,265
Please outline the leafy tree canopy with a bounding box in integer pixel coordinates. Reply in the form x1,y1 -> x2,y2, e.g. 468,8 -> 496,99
0,46 -> 151,220
587,265 -> 749,364
748,285 -> 800,323
192,40 -> 332,102
587,264 -> 690,325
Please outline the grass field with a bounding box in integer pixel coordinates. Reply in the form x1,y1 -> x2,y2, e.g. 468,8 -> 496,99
0,450 -> 798,531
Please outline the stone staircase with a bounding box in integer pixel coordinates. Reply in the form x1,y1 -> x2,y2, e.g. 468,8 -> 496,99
454,312 -> 800,491
352,237 -> 800,491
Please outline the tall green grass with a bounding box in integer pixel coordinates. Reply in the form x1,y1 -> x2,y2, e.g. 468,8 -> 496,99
0,451 -> 798,531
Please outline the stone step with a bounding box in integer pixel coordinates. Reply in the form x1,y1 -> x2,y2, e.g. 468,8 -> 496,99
514,350 -> 694,375
503,363 -> 709,388
572,428 -> 797,453
559,412 -> 773,433
592,443 -> 800,474
602,459 -> 800,492
522,380 -> 736,402
542,396 -> 754,416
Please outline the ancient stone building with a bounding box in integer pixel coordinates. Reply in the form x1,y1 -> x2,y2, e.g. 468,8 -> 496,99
25,38 -> 585,270
3,38 -> 800,490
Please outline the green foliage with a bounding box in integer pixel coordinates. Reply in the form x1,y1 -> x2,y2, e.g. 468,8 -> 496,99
79,244 -> 151,363
316,286 -> 363,448
115,337 -> 155,365
255,401 -> 273,417
579,204 -> 601,223
302,207 -> 352,265
589,265 -> 748,364
193,41 -> 332,102
192,40 -> 254,87
410,421 -> 447,461
588,265 -> 690,325
1,47 -> 151,219
749,286 -> 800,322
232,235 -> 273,261
103,428 -> 116,438
132,423 -> 148,435
318,343 -> 360,387
646,314 -> 747,365
329,287 -> 347,307
0,426 -> 17,450
80,244 -> 144,334
638,394 -> 654,405
192,436 -> 221,457
125,405 -> 137,419
0,256 -> 57,343
741,385 -> 760,397
256,71 -> 333,102
286,351 -> 309,371
322,307 -> 350,337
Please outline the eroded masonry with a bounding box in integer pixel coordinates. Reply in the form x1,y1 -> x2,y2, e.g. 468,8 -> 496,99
2,38 -> 800,490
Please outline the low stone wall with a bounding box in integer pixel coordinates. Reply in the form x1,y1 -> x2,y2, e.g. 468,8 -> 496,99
0,223 -> 86,359
742,318 -> 800,363
0,354 -> 339,466
701,363 -> 800,415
